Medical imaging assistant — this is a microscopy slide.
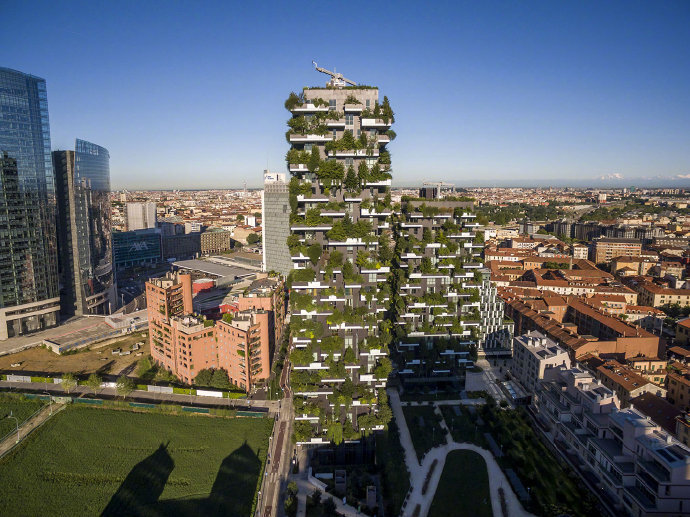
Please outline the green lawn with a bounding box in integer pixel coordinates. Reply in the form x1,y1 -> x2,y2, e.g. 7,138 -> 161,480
0,406 -> 273,516
440,405 -> 487,447
0,395 -> 46,439
428,450 -> 492,517
401,405 -> 446,461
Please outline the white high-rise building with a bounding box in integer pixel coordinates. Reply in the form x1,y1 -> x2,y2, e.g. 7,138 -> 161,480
126,201 -> 157,231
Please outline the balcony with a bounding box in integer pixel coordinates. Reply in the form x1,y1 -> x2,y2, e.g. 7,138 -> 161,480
344,103 -> 364,112
289,163 -> 308,173
363,178 -> 392,187
291,103 -> 329,113
360,207 -> 391,217
361,118 -> 392,128
290,224 -> 332,232
288,133 -> 333,143
377,134 -> 391,144
328,149 -> 378,158
327,119 -> 345,128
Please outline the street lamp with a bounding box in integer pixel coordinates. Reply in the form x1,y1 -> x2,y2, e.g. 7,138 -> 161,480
6,411 -> 19,443
43,391 -> 53,416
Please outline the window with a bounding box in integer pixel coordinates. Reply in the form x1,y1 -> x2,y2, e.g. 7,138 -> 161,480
329,99 -> 336,111
366,99 -> 370,109
345,114 -> 354,126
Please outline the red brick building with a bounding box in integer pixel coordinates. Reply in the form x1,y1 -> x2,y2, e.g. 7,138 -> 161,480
145,272 -> 285,391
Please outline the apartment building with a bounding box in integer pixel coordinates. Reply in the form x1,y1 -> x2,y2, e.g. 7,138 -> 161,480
145,271 -> 282,390
503,295 -> 661,360
595,360 -> 665,407
637,282 -> 690,308
286,75 -> 395,444
667,365 -> 690,412
534,367 -> 690,517
592,237 -> 642,264
512,331 -> 571,393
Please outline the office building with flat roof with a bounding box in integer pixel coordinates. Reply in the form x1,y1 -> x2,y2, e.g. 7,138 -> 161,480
0,68 -> 60,340
126,201 -> 157,230
54,139 -> 115,316
261,170 -> 291,276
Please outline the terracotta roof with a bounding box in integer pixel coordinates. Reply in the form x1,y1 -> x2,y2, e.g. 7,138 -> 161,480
597,360 -> 653,393
630,393 -> 681,434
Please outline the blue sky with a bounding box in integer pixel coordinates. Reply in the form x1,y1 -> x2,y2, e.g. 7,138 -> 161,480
2,1 -> 689,189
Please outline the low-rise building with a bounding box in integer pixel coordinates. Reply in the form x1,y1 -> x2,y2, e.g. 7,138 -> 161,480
512,331 -> 571,393
667,364 -> 690,412
596,360 -> 666,407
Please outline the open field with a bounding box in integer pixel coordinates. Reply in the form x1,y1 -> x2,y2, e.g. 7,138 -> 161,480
0,331 -> 149,377
0,405 -> 273,516
0,395 -> 46,439
428,450 -> 492,517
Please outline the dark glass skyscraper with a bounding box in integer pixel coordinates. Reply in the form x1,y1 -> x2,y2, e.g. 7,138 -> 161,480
54,139 -> 115,316
0,67 -> 59,340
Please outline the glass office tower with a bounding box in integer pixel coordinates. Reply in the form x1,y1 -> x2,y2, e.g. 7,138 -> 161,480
54,139 -> 115,316
0,67 -> 60,340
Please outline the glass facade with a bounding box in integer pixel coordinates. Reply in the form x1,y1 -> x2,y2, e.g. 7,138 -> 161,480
0,67 -> 59,339
54,140 -> 115,315
112,229 -> 162,270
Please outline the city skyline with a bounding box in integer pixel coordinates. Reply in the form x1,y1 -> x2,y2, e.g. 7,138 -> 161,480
1,1 -> 688,189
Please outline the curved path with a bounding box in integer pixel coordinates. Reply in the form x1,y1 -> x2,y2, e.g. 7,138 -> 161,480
389,389 -> 534,517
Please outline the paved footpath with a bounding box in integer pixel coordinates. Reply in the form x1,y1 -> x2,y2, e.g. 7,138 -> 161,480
0,402 -> 65,458
389,389 -> 534,517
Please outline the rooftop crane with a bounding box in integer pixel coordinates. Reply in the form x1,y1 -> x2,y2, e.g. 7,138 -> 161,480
312,61 -> 357,87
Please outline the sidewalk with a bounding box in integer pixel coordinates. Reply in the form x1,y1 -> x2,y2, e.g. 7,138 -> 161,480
0,381 -> 278,411
0,402 -> 65,458
389,389 -> 534,517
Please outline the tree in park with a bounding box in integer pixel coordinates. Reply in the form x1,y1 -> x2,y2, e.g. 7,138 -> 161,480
210,368 -> 231,390
194,368 -> 214,387
86,373 -> 102,395
116,376 -> 134,399
247,233 -> 260,245
61,372 -> 77,394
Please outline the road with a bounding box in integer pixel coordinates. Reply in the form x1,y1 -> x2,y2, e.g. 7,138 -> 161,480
257,358 -> 294,517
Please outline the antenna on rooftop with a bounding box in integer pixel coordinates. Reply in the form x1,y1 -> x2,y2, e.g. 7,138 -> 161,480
312,60 -> 357,87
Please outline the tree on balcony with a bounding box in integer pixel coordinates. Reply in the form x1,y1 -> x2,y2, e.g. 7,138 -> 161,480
344,164 -> 358,191
284,92 -> 303,111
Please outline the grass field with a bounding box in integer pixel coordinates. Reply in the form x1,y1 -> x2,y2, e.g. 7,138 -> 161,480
0,406 -> 273,516
0,395 -> 46,439
401,405 -> 446,461
428,450 -> 492,517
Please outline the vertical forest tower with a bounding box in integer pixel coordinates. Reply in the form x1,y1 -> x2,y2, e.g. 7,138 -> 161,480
286,65 -> 395,444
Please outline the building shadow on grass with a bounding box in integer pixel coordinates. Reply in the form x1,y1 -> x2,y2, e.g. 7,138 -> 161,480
101,441 -> 261,517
